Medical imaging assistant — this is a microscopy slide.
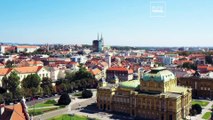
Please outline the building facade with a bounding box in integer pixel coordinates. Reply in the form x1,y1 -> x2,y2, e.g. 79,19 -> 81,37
178,76 -> 213,100
106,67 -> 133,82
15,46 -> 39,53
97,67 -> 192,120
0,66 -> 50,87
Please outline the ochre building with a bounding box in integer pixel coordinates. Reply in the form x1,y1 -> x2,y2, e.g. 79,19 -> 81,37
97,67 -> 192,120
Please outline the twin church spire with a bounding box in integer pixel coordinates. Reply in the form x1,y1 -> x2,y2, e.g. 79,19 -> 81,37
97,33 -> 104,46
97,33 -> 103,41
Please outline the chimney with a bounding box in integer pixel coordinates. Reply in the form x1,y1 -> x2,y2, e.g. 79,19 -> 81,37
20,97 -> 30,120
0,104 -> 5,117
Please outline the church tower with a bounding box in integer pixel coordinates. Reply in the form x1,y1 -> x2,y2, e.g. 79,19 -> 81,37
100,33 -> 104,46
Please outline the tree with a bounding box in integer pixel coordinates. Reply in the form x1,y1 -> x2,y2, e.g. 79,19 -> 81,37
205,55 -> 213,64
0,95 -> 4,104
58,93 -> 71,105
178,51 -> 191,56
0,87 -> 6,94
182,62 -> 197,70
65,71 -> 75,81
2,92 -> 13,105
22,74 -> 41,97
72,64 -> 93,80
2,76 -> 9,89
190,104 -> 202,115
5,60 -> 15,68
82,89 -> 93,98
7,72 -> 20,99
41,77 -> 54,96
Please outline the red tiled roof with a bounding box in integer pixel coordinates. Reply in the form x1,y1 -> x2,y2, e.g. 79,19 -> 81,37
27,60 -> 43,65
207,67 -> 213,71
68,61 -> 78,65
1,103 -> 28,120
89,68 -> 101,75
13,66 -> 43,74
197,65 -> 208,69
0,68 -> 12,76
16,46 -> 38,48
100,62 -> 108,67
107,67 -> 133,74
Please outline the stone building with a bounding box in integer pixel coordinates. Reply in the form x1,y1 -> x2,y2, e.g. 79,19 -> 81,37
106,67 -> 133,82
97,67 -> 192,120
177,75 -> 213,99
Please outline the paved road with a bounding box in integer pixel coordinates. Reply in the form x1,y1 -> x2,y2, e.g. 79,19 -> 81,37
33,96 -> 134,120
27,89 -> 97,106
33,91 -> 97,120
33,97 -> 94,120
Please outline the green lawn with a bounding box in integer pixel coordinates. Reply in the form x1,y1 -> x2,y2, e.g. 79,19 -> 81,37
202,112 -> 212,120
48,114 -> 98,120
192,100 -> 209,107
29,103 -> 54,108
73,92 -> 82,97
28,99 -> 65,116
28,107 -> 58,116
29,99 -> 57,109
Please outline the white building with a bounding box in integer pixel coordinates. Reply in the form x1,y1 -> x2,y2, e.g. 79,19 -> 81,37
0,66 -> 50,87
105,53 -> 112,67
0,46 -> 6,54
16,46 -> 40,53
71,55 -> 87,64
161,54 -> 178,65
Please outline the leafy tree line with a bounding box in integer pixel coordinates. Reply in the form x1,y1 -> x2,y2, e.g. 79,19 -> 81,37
0,65 -> 97,104
182,62 -> 197,70
56,64 -> 97,94
0,72 -> 55,104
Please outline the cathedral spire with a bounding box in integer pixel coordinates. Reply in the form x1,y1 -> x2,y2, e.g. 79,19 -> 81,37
100,33 -> 104,47
97,33 -> 99,40
100,33 -> 103,40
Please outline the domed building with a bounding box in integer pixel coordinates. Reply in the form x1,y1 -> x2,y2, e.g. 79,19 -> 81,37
97,67 -> 192,120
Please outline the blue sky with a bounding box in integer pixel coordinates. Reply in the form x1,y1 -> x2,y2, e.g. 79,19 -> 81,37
0,0 -> 213,47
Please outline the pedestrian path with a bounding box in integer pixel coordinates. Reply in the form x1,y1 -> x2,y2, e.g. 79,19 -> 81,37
188,100 -> 213,120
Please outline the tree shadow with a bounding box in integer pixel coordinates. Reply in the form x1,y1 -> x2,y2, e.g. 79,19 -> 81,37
79,103 -> 137,120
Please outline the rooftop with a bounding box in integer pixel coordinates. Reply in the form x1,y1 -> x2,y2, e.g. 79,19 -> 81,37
119,80 -> 140,89
143,67 -> 175,82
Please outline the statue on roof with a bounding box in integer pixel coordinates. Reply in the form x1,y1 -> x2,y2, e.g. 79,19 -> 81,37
194,70 -> 201,77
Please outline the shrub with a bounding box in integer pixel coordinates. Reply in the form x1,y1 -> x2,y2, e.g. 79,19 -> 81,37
45,99 -> 57,104
28,111 -> 43,116
82,89 -> 93,98
58,93 -> 71,105
190,104 -> 202,115
0,87 -> 6,94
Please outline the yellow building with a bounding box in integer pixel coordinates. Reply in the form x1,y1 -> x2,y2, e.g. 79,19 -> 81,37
97,67 -> 192,120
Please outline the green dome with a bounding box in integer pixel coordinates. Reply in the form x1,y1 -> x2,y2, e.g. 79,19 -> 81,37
143,67 -> 175,82
119,80 -> 140,89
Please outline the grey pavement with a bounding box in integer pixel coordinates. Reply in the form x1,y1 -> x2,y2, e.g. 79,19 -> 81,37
32,91 -> 97,120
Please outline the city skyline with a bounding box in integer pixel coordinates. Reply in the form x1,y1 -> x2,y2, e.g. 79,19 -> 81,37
0,0 -> 213,47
